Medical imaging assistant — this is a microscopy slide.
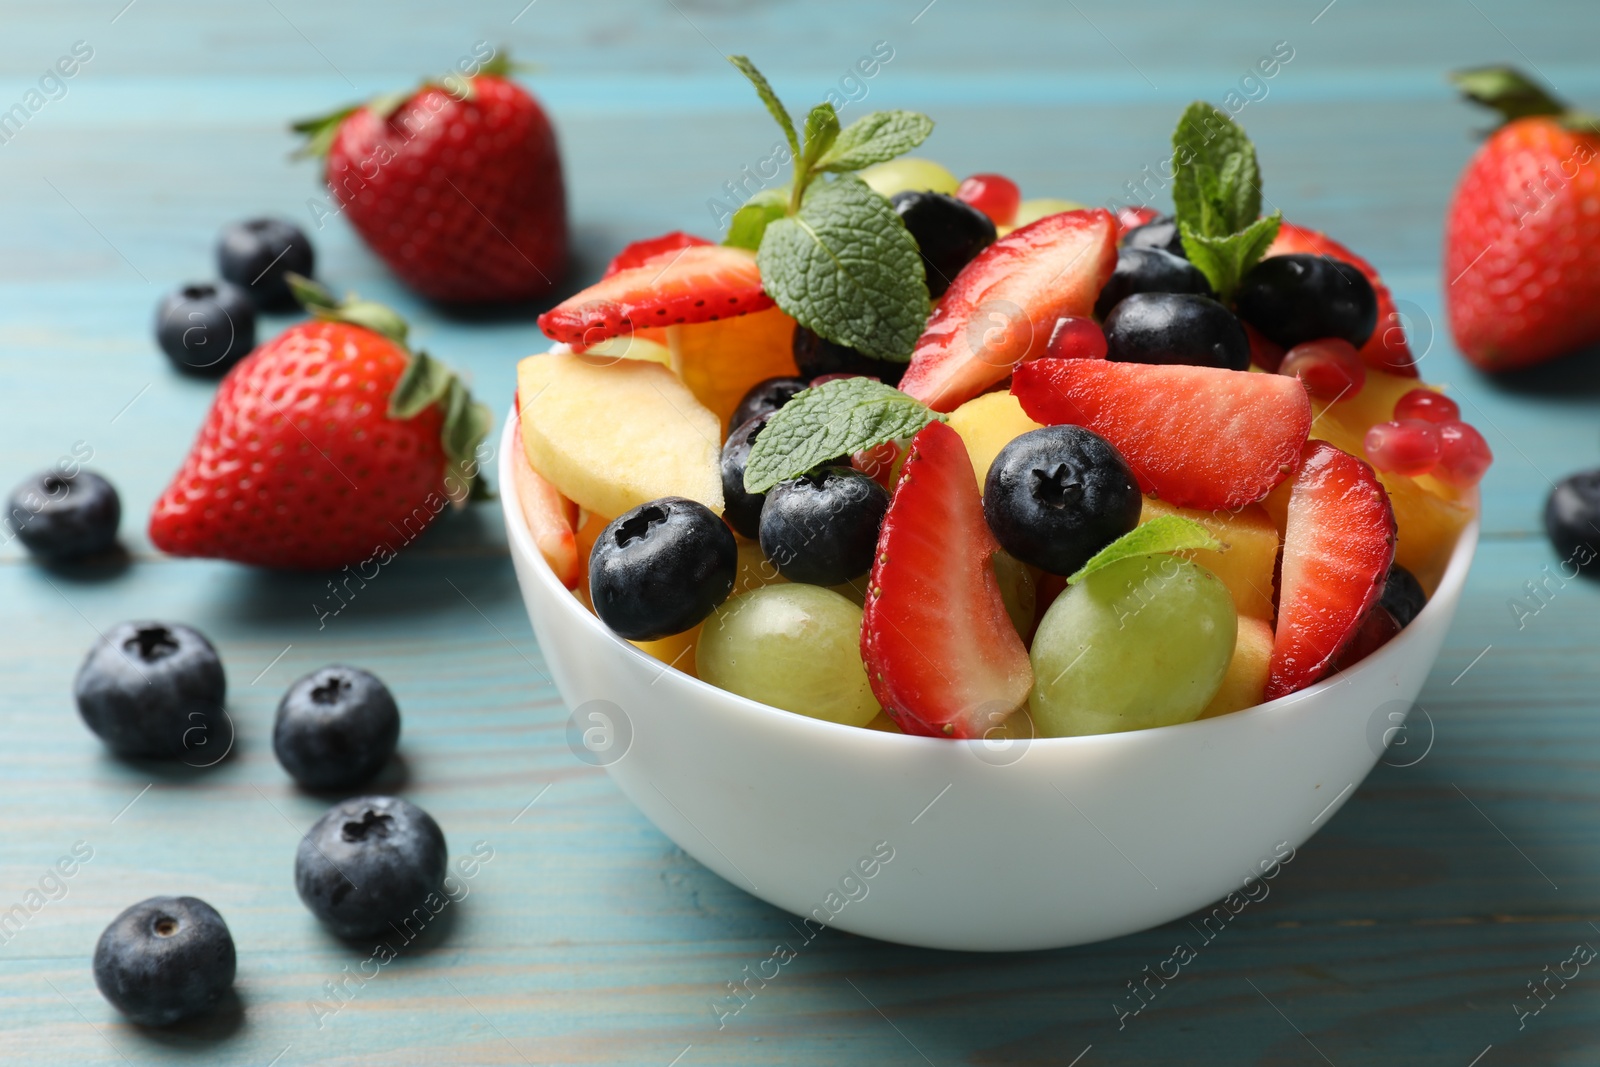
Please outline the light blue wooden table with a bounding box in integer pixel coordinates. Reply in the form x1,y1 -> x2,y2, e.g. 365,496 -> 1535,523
3,1 -> 1600,1063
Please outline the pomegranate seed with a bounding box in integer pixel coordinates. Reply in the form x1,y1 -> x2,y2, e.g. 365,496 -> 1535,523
1280,338 -> 1366,401
1393,388 -> 1460,424
1364,419 -> 1442,477
1044,316 -> 1107,361
1244,322 -> 1284,373
1434,420 -> 1493,487
956,173 -> 1021,227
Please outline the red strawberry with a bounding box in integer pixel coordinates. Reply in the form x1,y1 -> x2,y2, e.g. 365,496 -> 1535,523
150,279 -> 489,570
1443,67 -> 1600,371
537,245 -> 773,348
1116,205 -> 1161,236
295,52 -> 566,303
861,421 -> 1033,738
899,209 -> 1118,412
601,231 -> 712,278
1011,359 -> 1311,510
1267,222 -> 1416,377
1266,441 -> 1397,699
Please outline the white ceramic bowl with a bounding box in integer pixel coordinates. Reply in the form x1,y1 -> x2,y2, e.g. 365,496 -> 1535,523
499,413 -> 1479,951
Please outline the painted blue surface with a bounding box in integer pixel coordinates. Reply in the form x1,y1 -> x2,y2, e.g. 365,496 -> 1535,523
2,1 -> 1600,1064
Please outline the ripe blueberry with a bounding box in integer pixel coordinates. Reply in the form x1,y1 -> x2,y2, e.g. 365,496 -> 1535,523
792,326 -> 906,387
728,376 -> 808,434
93,896 -> 236,1026
5,469 -> 120,561
1093,247 -> 1213,319
217,217 -> 315,310
74,622 -> 227,759
759,466 -> 890,586
1379,565 -> 1427,628
294,796 -> 448,940
1121,214 -> 1186,258
589,497 -> 737,640
154,282 -> 256,375
1103,292 -> 1250,370
890,190 -> 996,297
1544,469 -> 1600,577
983,426 -> 1142,576
1235,253 -> 1378,350
273,666 -> 401,791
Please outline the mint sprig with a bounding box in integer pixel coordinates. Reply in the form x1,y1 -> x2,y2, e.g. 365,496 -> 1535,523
743,377 -> 941,494
758,175 -> 930,361
1065,515 -> 1222,586
726,56 -> 935,361
1170,102 -> 1281,301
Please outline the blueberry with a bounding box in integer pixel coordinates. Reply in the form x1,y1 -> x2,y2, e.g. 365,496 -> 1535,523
5,469 -> 120,560
93,896 -> 236,1026
1103,292 -> 1250,370
1544,469 -> 1600,577
792,326 -> 906,387
273,666 -> 400,791
1121,214 -> 1186,257
74,622 -> 227,759
217,217 -> 315,310
294,796 -> 448,940
983,426 -> 1142,576
1093,247 -> 1213,319
728,376 -> 808,434
1379,565 -> 1427,628
759,466 -> 890,586
890,190 -> 996,297
154,282 -> 256,375
722,414 -> 849,541
1235,253 -> 1378,350
590,497 -> 737,640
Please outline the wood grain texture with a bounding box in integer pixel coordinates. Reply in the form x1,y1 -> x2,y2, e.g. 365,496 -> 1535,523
3,1 -> 1600,1063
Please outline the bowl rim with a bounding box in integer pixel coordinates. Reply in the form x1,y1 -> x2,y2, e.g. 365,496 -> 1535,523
499,408 -> 1481,750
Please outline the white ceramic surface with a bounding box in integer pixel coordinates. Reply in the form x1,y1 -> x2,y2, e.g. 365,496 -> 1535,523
499,413 -> 1479,951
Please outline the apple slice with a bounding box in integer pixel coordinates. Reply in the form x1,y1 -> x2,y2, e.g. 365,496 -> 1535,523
516,352 -> 723,520
898,209 -> 1118,412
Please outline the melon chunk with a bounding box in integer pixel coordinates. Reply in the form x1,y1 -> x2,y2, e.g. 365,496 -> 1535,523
517,352 -> 723,520
947,391 -> 1043,488
1200,616 -> 1274,717
1139,498 -> 1279,622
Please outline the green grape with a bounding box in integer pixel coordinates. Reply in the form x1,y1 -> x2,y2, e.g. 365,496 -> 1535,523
1029,555 -> 1236,737
859,158 -> 960,198
991,551 -> 1036,637
1012,197 -> 1088,228
697,585 -> 879,727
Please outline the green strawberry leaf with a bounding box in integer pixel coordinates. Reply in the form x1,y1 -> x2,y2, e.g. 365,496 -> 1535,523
1179,212 -> 1282,303
814,110 -> 935,173
1450,66 -> 1567,123
388,349 -> 454,419
289,105 -> 360,160
730,55 -> 800,164
1066,515 -> 1223,586
724,188 -> 789,250
743,376 -> 940,494
1172,102 -> 1262,239
756,174 -> 930,362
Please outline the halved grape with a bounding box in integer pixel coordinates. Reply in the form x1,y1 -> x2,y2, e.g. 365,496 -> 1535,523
858,158 -> 960,198
991,551 -> 1037,638
1029,555 -> 1236,737
697,585 -> 879,727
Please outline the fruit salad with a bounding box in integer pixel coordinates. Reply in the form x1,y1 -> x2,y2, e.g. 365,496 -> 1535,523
512,59 -> 1489,741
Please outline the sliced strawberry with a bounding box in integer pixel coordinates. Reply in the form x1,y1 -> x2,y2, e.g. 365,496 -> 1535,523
538,245 -> 773,347
1266,441 -> 1397,699
1268,222 -> 1417,377
512,412 -> 581,588
1116,205 -> 1160,236
861,422 -> 1033,738
601,231 -> 712,279
1012,360 -> 1312,510
898,209 -> 1117,413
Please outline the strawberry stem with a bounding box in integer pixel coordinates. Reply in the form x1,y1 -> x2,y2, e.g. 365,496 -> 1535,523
1451,66 -> 1569,126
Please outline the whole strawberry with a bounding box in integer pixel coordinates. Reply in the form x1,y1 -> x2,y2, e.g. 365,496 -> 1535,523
294,50 -> 566,303
149,277 -> 490,570
1444,67 -> 1600,371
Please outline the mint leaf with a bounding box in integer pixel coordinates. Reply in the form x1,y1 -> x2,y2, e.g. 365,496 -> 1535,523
743,377 -> 939,494
724,189 -> 788,250
1172,102 -> 1261,238
757,174 -> 930,361
1065,515 -> 1223,586
730,55 -> 799,162
1180,212 -> 1282,302
801,102 -> 841,169
815,110 -> 935,173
